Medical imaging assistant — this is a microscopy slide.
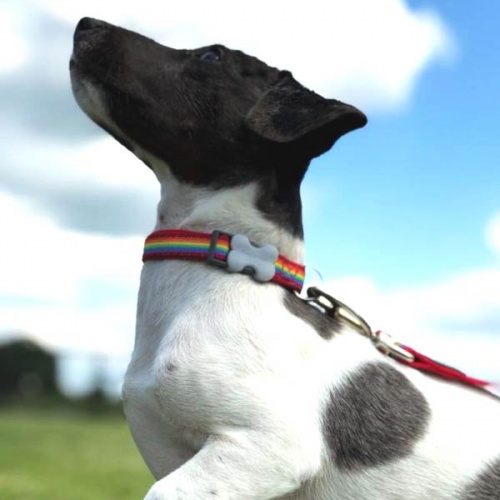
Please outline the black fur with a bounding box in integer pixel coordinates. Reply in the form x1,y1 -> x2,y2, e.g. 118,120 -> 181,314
461,458 -> 500,500
323,361 -> 430,470
70,17 -> 366,239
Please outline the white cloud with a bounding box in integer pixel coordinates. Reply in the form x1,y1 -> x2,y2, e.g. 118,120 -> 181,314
1,123 -> 158,235
0,192 -> 144,299
0,192 -> 143,355
0,7 -> 29,72
486,212 -> 500,257
35,0 -> 455,111
2,127 -> 154,193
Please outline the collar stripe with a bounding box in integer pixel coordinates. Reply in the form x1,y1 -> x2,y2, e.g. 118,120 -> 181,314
143,229 -> 305,293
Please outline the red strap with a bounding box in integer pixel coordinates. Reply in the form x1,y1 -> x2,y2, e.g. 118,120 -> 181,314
373,331 -> 499,398
398,345 -> 490,388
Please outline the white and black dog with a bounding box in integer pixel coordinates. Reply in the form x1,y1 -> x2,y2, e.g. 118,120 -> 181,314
70,18 -> 500,500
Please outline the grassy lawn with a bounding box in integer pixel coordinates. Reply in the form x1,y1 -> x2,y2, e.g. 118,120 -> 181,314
0,408 -> 152,499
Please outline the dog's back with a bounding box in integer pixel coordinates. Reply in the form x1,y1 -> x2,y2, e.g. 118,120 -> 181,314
70,18 -> 500,500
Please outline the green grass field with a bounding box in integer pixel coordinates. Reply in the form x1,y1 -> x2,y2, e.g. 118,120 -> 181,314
0,408 -> 152,499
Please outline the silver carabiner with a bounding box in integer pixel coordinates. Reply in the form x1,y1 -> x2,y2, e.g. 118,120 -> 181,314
372,330 -> 415,363
305,287 -> 373,338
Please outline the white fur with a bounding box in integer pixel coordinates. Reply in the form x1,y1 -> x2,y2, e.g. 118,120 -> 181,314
72,31 -> 500,497
122,161 -> 500,500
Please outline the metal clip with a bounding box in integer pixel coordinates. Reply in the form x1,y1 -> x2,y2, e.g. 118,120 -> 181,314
305,287 -> 373,338
304,287 -> 415,363
372,330 -> 415,363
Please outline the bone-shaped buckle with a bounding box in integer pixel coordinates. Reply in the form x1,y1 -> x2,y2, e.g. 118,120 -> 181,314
227,234 -> 278,282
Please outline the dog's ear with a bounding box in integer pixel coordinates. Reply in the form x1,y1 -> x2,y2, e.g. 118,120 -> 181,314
246,73 -> 367,158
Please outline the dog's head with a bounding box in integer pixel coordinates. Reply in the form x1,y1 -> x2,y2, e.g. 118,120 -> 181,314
70,18 -> 366,237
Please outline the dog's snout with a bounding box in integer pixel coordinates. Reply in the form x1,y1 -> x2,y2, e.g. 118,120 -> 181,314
72,17 -> 114,65
76,17 -> 110,33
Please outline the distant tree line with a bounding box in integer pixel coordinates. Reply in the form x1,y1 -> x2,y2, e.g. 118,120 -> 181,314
0,339 -> 121,414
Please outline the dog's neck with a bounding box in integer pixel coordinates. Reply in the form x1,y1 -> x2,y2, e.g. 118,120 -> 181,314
147,156 -> 305,263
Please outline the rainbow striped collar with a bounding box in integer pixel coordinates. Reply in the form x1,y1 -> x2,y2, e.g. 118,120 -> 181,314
143,229 -> 305,293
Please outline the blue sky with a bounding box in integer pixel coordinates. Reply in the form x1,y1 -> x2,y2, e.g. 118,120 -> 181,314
0,0 -> 498,394
305,0 -> 500,288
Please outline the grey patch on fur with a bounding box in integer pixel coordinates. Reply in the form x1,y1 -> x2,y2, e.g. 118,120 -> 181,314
461,458 -> 500,500
284,292 -> 340,339
323,361 -> 430,470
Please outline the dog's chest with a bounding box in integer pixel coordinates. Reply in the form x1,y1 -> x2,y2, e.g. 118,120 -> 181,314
124,261 -> 303,434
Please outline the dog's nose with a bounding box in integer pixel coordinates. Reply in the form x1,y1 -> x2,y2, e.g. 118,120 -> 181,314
75,17 -> 110,33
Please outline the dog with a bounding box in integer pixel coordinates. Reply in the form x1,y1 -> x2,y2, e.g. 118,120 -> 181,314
70,17 -> 500,500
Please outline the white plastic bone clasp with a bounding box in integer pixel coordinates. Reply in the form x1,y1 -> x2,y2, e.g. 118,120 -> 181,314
227,234 -> 279,282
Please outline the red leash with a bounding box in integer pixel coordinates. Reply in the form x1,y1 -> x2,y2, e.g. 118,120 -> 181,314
373,330 -> 500,399
305,287 -> 500,399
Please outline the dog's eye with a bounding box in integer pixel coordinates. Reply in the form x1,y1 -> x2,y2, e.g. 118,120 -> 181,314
199,49 -> 221,62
